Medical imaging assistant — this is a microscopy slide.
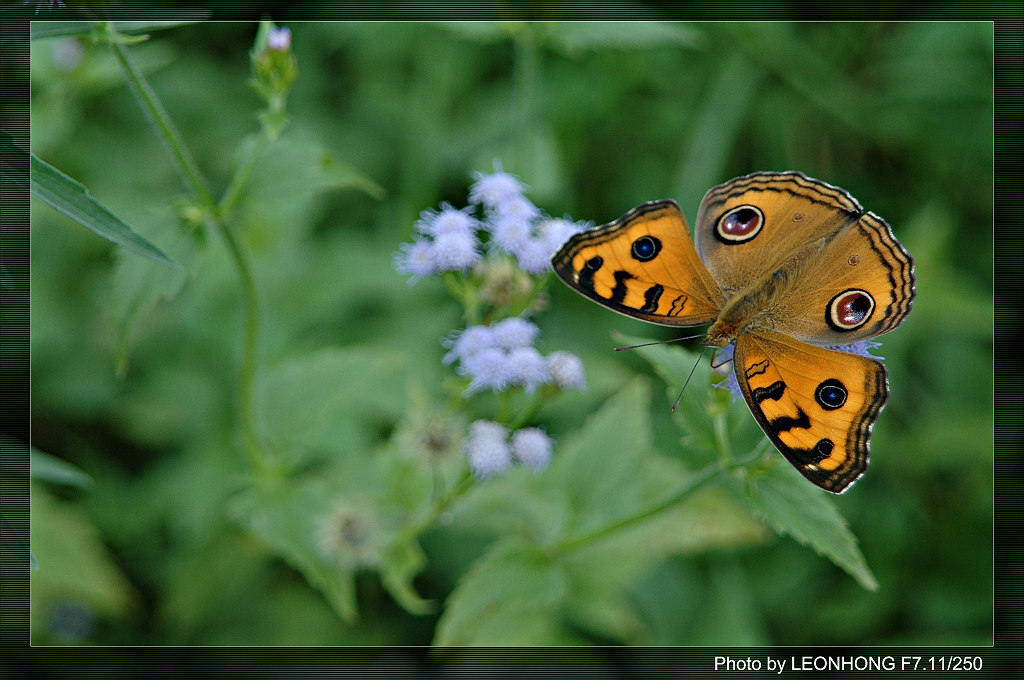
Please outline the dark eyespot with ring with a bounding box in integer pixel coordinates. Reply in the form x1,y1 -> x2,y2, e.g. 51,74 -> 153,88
827,289 -> 875,331
715,205 -> 764,244
816,379 -> 848,411
631,235 -> 661,262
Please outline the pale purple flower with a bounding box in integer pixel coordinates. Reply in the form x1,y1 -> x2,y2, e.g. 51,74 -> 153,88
465,420 -> 512,478
490,317 -> 540,351
537,217 -> 587,253
416,203 -> 480,238
461,347 -> 516,394
489,214 -> 534,255
443,325 -> 496,365
393,239 -> 437,282
515,239 -> 556,276
511,428 -> 553,471
493,195 -> 542,224
711,344 -> 742,402
547,351 -> 586,390
431,230 -> 480,272
267,26 -> 292,51
829,340 -> 884,360
469,170 -> 528,209
507,346 -> 550,393
51,37 -> 85,72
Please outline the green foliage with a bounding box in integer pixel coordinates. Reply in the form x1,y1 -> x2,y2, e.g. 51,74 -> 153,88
27,20 -> 992,647
28,148 -> 180,268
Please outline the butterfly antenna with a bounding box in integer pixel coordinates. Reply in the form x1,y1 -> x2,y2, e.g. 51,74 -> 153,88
614,333 -> 704,352
671,345 -> 711,412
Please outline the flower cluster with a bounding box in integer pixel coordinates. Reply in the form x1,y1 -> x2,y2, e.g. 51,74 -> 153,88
394,167 -> 588,281
444,317 -> 586,395
394,203 -> 482,281
464,420 -> 553,478
395,165 -> 593,481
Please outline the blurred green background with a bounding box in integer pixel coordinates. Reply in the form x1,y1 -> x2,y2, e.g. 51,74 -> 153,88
27,20 -> 992,647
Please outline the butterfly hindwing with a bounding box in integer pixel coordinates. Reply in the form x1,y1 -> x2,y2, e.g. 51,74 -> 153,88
732,328 -> 888,493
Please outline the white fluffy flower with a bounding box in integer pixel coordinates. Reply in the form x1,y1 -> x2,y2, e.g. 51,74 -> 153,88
546,351 -> 586,390
465,420 -> 512,478
511,427 -> 553,471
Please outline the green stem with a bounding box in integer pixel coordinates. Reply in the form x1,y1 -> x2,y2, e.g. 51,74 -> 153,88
219,133 -> 270,217
105,24 -> 214,206
506,388 -> 545,430
217,219 -> 272,476
711,407 -> 733,465
106,22 -> 273,476
552,461 -> 728,554
399,470 -> 475,543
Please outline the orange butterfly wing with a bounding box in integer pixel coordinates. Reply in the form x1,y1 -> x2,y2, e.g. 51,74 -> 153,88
551,200 -> 724,326
732,328 -> 887,492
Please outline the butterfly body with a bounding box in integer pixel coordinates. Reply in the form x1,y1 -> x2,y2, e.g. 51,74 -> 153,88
551,171 -> 915,493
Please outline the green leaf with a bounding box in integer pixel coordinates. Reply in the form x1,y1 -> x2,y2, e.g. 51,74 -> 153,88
260,347 -> 407,463
108,224 -> 198,376
30,483 -> 137,640
30,154 -> 181,269
623,332 -> 720,452
739,462 -> 878,591
380,539 -> 434,615
227,479 -> 361,623
546,21 -> 704,55
239,128 -> 386,223
543,377 -> 654,535
30,448 -> 93,489
434,538 -> 575,645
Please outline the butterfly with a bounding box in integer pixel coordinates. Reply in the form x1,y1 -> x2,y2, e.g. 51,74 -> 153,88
551,171 -> 915,493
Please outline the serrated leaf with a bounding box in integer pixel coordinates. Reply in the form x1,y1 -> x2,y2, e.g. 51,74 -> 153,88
554,454 -> 765,643
617,331 -> 722,455
739,462 -> 877,590
623,330 -> 769,464
544,377 -> 653,535
30,448 -> 93,489
434,538 -> 572,645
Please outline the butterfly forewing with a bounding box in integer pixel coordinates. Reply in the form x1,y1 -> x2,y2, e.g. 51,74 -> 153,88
763,211 -> 916,347
551,200 -> 724,326
694,171 -> 863,295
